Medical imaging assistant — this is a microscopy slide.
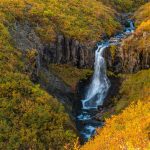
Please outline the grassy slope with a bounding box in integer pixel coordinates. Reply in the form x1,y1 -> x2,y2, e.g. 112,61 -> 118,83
79,99 -> 150,150
0,0 -> 121,43
114,70 -> 150,113
134,2 -> 150,25
50,64 -> 93,91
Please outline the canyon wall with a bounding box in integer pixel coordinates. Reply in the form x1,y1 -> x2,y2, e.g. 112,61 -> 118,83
10,21 -> 150,88
105,34 -> 150,73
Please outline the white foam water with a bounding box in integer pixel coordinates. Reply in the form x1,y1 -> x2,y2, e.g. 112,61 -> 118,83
82,43 -> 111,109
77,20 -> 135,141
82,20 -> 135,110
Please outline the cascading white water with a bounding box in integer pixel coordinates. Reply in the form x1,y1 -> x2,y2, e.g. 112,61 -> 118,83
82,43 -> 111,109
130,21 -> 134,30
82,20 -> 135,110
77,20 -> 135,141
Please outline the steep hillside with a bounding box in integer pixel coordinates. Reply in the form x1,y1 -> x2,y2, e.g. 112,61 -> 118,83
119,2 -> 150,72
110,70 -> 150,114
0,0 -> 150,149
0,3 -> 77,150
0,0 -> 122,149
0,0 -> 122,69
134,2 -> 150,24
0,0 -> 120,43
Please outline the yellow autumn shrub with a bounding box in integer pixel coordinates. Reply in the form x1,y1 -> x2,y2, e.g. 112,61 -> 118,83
79,97 -> 150,150
136,20 -> 150,34
0,4 -> 77,149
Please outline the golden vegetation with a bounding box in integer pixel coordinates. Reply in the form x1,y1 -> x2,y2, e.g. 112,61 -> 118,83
114,70 -> 150,113
79,99 -> 150,150
120,2 -> 150,72
134,2 -> 150,25
0,3 -> 76,149
137,20 -> 150,33
0,0 -> 121,43
0,0 -> 150,149
101,0 -> 146,12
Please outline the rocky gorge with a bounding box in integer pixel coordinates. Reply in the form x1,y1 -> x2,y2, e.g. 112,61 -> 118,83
0,0 -> 150,149
9,14 -> 149,135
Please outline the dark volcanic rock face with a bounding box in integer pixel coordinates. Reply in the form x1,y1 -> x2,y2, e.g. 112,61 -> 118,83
10,21 -> 73,106
9,21 -> 95,110
10,21 -> 149,77
104,34 -> 150,73
43,35 -> 94,68
118,34 -> 150,72
10,21 -> 95,68
10,21 -> 44,52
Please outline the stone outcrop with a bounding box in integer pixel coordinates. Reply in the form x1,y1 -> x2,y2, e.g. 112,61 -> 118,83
10,21 -> 73,107
104,33 -> 150,73
10,20 -> 150,77
10,21 -> 95,69
42,35 -> 94,68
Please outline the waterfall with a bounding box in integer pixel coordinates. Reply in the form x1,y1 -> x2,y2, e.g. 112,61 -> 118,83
82,43 -> 111,109
82,20 -> 134,110
77,20 -> 135,142
130,21 -> 134,29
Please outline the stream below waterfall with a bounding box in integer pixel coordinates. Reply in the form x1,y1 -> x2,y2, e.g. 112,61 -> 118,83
75,20 -> 135,143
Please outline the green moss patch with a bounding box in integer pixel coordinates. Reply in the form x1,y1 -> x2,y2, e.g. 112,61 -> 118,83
50,64 -> 93,90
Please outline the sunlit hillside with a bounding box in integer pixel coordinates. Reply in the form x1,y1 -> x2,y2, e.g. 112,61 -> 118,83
101,0 -> 146,12
78,98 -> 150,150
0,0 -> 80,149
0,0 -> 121,43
